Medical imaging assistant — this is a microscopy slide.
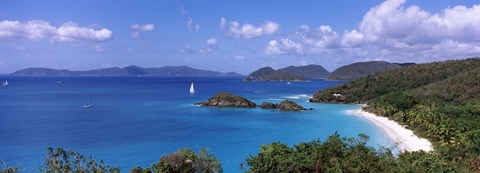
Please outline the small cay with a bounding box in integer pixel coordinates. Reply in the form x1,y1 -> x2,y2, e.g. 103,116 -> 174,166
196,92 -> 256,108
278,100 -> 309,111
197,92 -> 311,111
261,100 -> 309,111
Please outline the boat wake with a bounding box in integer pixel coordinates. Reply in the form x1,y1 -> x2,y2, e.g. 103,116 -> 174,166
260,98 -> 284,101
284,94 -> 309,99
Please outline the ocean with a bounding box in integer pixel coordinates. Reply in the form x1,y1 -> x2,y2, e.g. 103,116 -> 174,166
0,76 -> 392,172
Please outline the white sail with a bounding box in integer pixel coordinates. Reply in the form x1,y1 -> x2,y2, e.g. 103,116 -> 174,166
189,83 -> 195,94
83,98 -> 92,108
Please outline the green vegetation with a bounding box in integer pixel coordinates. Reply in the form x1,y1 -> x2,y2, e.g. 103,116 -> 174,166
196,92 -> 257,108
245,65 -> 330,81
246,133 -> 458,173
276,65 -> 330,78
278,100 -> 307,111
245,70 -> 305,82
40,147 -> 120,173
311,58 -> 480,171
1,147 -> 221,173
0,160 -> 18,173
260,102 -> 278,109
132,148 -> 222,173
260,71 -> 305,82
245,67 -> 276,80
327,61 -> 403,81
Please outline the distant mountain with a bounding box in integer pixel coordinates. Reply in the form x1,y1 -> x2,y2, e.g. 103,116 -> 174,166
277,65 -> 330,78
327,61 -> 402,81
12,66 -> 243,77
11,68 -> 74,76
245,64 -> 330,82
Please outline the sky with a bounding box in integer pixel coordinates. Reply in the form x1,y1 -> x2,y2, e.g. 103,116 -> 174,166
1,0 -> 480,74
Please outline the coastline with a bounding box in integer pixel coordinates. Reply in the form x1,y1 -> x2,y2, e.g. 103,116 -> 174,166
346,108 -> 433,152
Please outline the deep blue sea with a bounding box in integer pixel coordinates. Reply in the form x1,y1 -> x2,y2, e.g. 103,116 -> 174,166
0,76 -> 393,172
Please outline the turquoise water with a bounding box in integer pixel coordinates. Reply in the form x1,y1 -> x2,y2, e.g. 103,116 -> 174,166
0,76 -> 391,172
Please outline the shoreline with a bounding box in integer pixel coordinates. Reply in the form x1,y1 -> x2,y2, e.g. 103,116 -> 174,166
346,108 -> 433,152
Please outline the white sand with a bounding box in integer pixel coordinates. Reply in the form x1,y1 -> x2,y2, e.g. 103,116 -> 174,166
346,109 -> 433,152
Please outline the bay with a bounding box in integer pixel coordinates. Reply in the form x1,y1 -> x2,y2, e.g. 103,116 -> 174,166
0,76 -> 392,172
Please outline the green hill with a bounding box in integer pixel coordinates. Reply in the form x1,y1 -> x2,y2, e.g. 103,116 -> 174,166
277,65 -> 330,78
327,61 -> 403,81
310,58 -> 480,171
245,64 -> 329,81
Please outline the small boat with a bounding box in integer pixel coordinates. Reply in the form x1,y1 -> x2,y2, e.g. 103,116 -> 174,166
287,82 -> 291,85
189,82 -> 195,94
57,81 -> 62,84
3,80 -> 8,86
83,99 -> 92,108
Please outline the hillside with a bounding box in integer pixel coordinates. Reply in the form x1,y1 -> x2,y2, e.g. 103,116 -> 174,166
277,65 -> 330,78
327,61 -> 403,81
245,64 -> 329,82
12,66 -> 243,77
310,58 -> 480,171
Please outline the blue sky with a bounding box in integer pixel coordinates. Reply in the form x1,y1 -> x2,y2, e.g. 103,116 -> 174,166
1,0 -> 479,74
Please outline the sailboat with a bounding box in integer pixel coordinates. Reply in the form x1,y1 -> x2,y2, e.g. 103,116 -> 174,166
2,80 -> 8,86
83,99 -> 92,108
189,83 -> 195,94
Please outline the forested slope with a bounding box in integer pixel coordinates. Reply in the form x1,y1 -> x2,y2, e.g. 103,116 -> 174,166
310,58 -> 480,171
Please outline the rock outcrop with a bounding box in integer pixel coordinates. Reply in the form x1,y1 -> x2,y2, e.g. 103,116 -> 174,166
260,102 -> 278,109
196,92 -> 256,108
278,100 -> 307,111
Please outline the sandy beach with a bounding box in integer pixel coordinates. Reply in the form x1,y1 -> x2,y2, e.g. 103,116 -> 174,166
346,109 -> 433,152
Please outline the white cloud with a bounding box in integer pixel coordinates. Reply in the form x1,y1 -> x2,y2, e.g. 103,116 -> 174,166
0,20 -> 55,40
130,23 -> 154,38
206,38 -> 217,46
265,0 -> 480,62
52,22 -> 112,42
130,23 -> 154,31
299,24 -> 310,32
265,25 -> 337,55
223,19 -> 280,39
265,39 -> 303,55
220,17 -> 226,29
187,17 -> 193,31
355,0 -> 480,47
341,30 -> 364,47
186,17 -> 201,32
180,44 -> 214,54
299,25 -> 339,49
0,20 -> 112,42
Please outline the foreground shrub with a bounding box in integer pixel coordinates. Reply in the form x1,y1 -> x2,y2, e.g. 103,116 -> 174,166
41,147 -> 120,173
151,148 -> 222,173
